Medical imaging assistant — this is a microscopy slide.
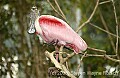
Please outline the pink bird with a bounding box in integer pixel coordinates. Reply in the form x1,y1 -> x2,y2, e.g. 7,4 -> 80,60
28,7 -> 87,54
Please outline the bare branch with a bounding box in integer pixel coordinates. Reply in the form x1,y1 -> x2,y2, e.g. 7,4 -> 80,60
45,51 -> 62,69
99,0 -> 111,5
112,0 -> 119,59
65,61 -> 69,70
46,0 -> 63,18
104,54 -> 120,62
87,47 -> 106,54
76,51 -> 87,74
47,0 -> 67,21
80,51 -> 87,61
89,23 -> 120,38
54,0 -> 67,21
84,54 -> 120,63
45,51 -> 76,78
62,53 -> 75,64
85,54 -> 117,58
76,0 -> 99,32
99,9 -> 116,52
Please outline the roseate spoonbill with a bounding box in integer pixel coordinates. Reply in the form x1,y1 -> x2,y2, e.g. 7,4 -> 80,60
28,6 -> 87,54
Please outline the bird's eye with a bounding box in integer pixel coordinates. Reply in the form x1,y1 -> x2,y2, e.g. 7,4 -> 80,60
31,6 -> 37,11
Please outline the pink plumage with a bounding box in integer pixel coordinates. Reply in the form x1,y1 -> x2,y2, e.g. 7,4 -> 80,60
34,15 -> 87,54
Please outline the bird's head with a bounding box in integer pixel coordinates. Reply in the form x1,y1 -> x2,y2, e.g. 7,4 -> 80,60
28,6 -> 40,34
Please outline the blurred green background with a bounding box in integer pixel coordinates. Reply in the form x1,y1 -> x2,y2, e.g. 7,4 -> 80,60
0,0 -> 120,78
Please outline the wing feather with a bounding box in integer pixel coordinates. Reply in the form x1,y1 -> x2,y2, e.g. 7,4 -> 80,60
39,15 -> 87,51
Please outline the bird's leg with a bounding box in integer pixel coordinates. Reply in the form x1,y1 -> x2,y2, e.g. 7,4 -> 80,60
54,39 -> 60,62
55,46 -> 59,62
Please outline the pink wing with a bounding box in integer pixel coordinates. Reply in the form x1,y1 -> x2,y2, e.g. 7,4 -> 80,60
38,15 -> 87,53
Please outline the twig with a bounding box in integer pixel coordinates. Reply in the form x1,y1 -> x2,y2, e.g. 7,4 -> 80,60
76,0 -> 99,33
80,51 -> 87,61
66,61 -> 69,70
112,0 -> 119,59
105,54 -> 120,62
85,54 -> 117,58
47,0 -> 60,15
89,23 -> 120,38
45,51 -> 62,69
54,0 -> 67,21
87,47 -> 106,54
59,46 -> 70,71
84,54 -> 120,63
99,0 -> 111,5
76,51 -> 87,74
47,0 -> 66,21
99,9 -> 116,52
62,52 -> 75,64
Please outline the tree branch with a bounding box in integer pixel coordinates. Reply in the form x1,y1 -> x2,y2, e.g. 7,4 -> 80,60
84,54 -> 120,63
62,52 -> 75,64
84,54 -> 119,63
54,0 -> 67,21
45,51 -> 62,69
85,54 -> 117,58
45,51 -> 76,78
76,51 -> 87,74
112,0 -> 119,59
99,9 -> 116,52
87,47 -> 106,54
76,0 -> 99,32
47,0 -> 67,21
99,0 -> 111,5
89,23 -> 120,38
104,54 -> 120,62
